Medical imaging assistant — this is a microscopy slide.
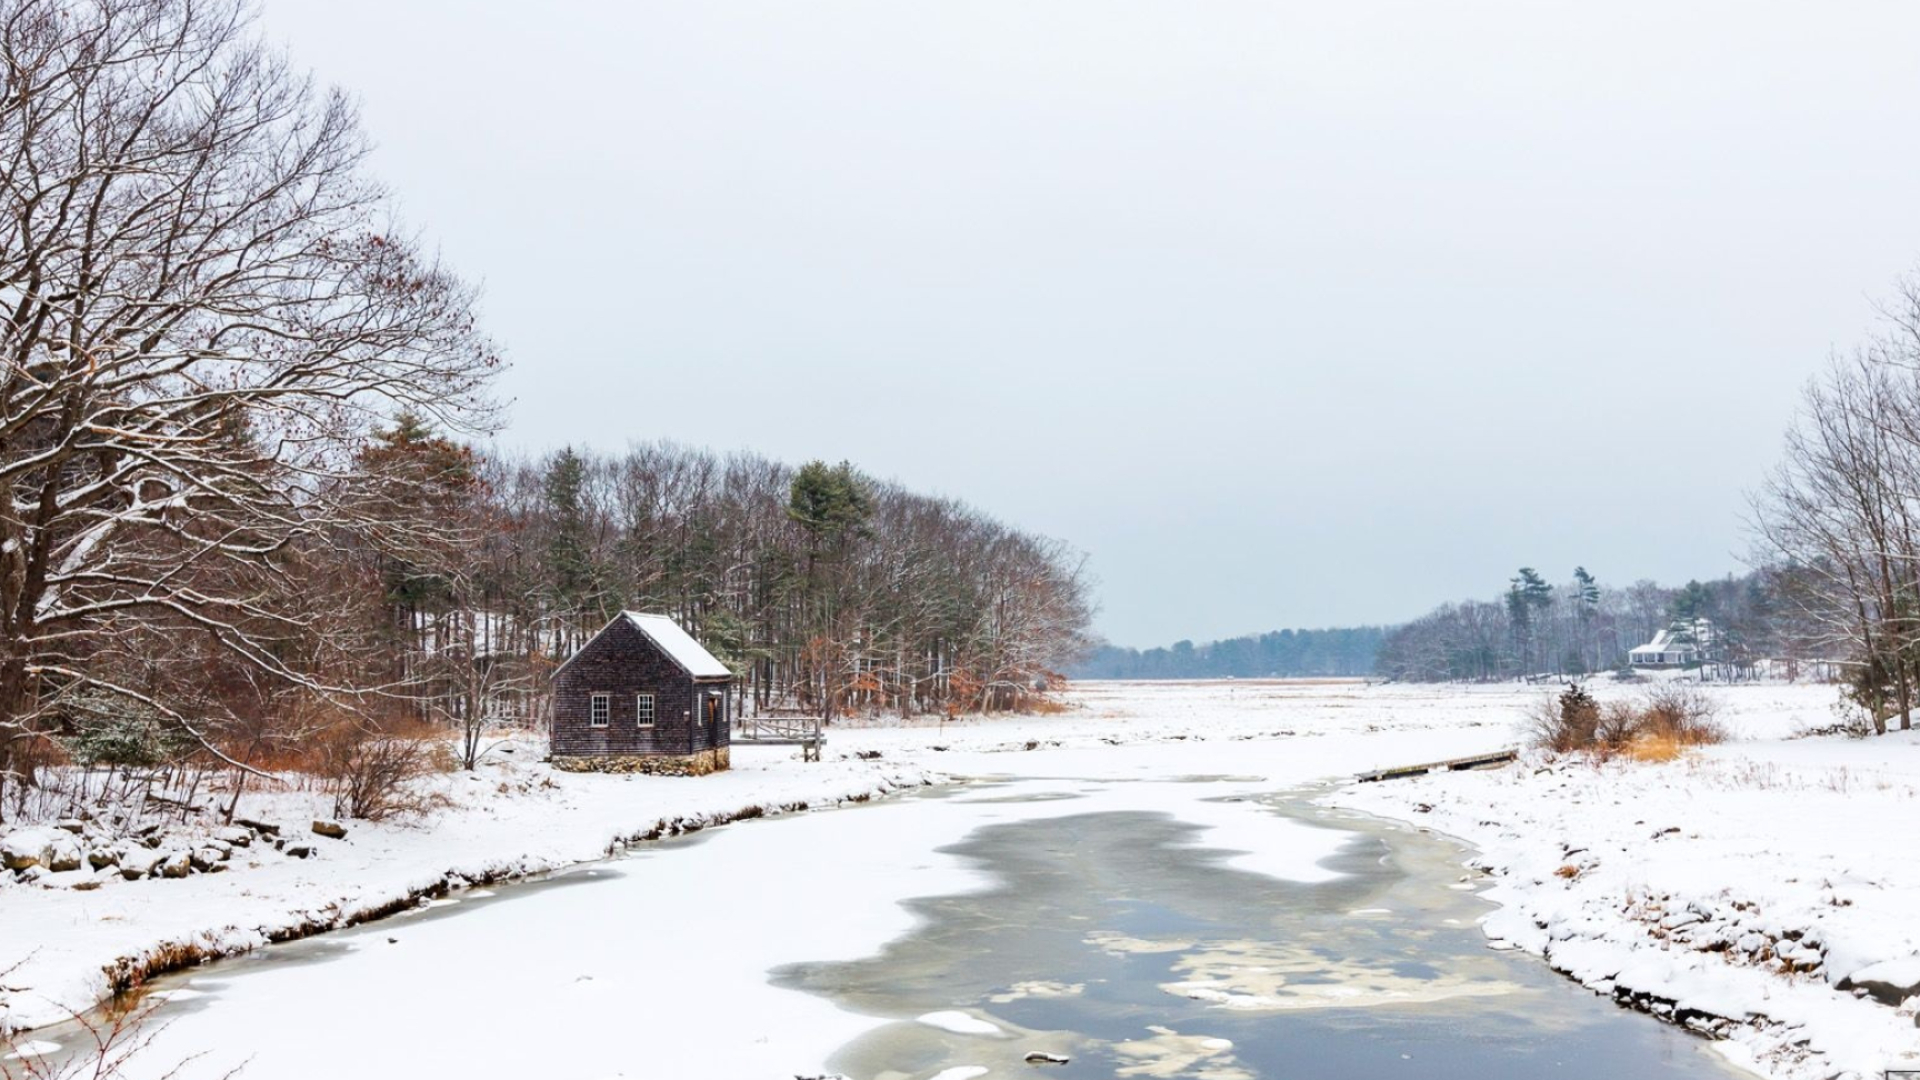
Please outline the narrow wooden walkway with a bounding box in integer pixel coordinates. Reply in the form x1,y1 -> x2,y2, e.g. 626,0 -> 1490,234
1355,748 -> 1518,783
733,712 -> 826,762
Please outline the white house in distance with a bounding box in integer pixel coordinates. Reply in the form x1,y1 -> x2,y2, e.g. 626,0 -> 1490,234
1629,619 -> 1712,668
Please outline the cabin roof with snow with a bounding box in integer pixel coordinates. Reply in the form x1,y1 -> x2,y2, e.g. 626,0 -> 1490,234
1636,629 -> 1681,653
556,612 -> 732,680
1629,626 -> 1702,664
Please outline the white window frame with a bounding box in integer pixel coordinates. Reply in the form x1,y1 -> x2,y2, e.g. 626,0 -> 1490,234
589,693 -> 610,728
635,693 -> 656,728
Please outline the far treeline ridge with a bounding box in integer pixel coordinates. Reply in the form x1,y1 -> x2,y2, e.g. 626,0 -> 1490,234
1082,568 -> 1805,686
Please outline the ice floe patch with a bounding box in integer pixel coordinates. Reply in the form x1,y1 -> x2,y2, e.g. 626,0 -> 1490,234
1167,795 -> 1348,884
1159,939 -> 1519,1011
988,979 -> 1085,1003
927,1068 -> 990,1080
1112,1025 -> 1248,1079
1085,931 -> 1194,956
915,1010 -> 1003,1035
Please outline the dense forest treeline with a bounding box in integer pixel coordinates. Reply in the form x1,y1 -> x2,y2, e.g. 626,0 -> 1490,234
438,442 -> 1095,721
1071,627 -> 1386,679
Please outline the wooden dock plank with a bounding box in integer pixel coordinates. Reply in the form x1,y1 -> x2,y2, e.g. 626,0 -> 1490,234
1355,749 -> 1518,783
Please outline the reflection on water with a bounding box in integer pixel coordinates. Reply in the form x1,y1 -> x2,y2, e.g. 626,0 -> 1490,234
777,797 -> 1751,1080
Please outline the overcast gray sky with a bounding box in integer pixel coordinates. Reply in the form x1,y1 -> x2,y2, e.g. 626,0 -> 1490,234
259,1 -> 1920,647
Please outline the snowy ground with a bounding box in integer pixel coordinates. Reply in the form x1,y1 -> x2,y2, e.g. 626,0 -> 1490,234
7,677 -> 1917,1080
0,744 -> 935,1035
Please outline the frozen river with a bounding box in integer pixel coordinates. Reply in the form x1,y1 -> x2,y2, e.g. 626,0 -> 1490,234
46,758 -> 1754,1080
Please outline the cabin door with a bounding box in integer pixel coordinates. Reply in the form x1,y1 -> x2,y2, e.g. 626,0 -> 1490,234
703,693 -> 722,743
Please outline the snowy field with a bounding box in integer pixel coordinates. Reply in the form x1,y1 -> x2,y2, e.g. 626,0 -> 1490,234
6,677 -> 1916,1080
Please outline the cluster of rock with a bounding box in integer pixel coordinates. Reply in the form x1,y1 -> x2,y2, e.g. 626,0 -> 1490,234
0,816 -> 350,889
550,747 -> 730,776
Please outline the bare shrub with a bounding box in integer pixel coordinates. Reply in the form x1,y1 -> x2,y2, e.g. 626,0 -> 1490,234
1529,683 -> 1725,760
316,724 -> 449,822
1025,695 -> 1074,716
1638,683 -> 1726,746
1527,684 -> 1598,753
1595,701 -> 1642,748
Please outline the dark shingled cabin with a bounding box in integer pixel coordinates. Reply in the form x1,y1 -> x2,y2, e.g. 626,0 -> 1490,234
550,612 -> 733,775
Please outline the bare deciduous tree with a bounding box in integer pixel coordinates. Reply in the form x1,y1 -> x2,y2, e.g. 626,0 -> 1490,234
0,0 -> 500,814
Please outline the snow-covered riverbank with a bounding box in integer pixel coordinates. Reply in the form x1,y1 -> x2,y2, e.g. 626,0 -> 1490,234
1327,681 -> 1920,1080
9,678 -> 1915,1080
0,747 -> 935,1035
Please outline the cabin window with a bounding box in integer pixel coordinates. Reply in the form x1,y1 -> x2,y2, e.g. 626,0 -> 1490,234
635,693 -> 655,728
589,693 -> 610,727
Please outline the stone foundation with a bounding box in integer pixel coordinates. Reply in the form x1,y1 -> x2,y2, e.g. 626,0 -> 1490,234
551,747 -> 730,777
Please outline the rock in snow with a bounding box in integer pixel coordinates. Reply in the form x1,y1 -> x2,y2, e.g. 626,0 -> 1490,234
118,848 -> 163,880
1841,957 -> 1920,1007
2,828 -> 57,870
43,835 -> 83,873
311,819 -> 348,840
